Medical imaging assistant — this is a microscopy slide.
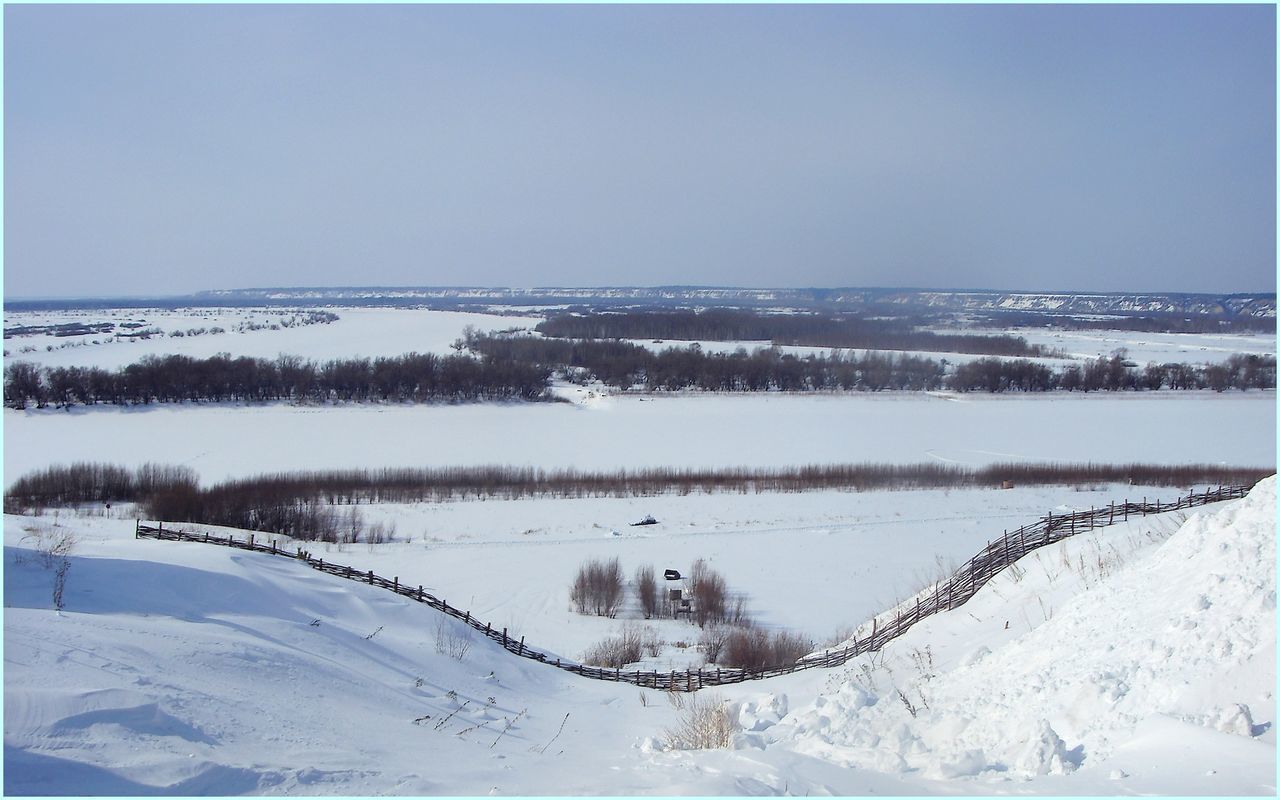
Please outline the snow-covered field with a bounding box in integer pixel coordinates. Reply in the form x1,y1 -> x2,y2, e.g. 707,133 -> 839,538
956,327 -> 1276,365
2,308 -> 542,369
5,307 -> 1274,372
6,390 -> 1274,484
150,483 -> 1196,662
5,476 -> 1273,795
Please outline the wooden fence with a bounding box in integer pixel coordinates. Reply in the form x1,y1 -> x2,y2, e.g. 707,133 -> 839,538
136,483 -> 1250,691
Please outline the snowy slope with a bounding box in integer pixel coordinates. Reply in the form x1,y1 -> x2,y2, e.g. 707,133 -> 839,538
4,479 -> 1274,795
753,476 -> 1277,793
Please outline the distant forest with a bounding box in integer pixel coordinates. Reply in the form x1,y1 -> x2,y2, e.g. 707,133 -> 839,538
468,331 -> 1275,394
535,310 -> 1060,357
3,328 -> 1274,410
7,461 -> 1270,540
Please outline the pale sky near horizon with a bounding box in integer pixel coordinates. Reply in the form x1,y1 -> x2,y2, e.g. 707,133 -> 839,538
4,4 -> 1275,299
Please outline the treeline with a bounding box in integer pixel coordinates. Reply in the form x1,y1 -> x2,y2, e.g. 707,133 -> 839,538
469,333 -> 948,391
535,310 -> 1056,357
949,354 -> 1276,393
2,352 -> 551,409
6,344 -> 1271,410
4,462 -> 198,511
469,332 -> 1274,393
7,461 -> 1269,539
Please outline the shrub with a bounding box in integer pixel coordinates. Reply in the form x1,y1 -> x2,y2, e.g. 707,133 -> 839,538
663,693 -> 737,750
635,564 -> 659,619
18,523 -> 77,610
570,557 -> 624,617
698,625 -> 730,664
689,559 -> 728,627
434,619 -> 473,661
582,624 -> 659,669
722,628 -> 814,671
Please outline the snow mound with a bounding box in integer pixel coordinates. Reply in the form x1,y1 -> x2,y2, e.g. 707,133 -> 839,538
762,477 -> 1277,789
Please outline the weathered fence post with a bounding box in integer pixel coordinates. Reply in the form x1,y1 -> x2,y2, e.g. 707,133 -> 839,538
393,577 -> 398,592
519,635 -> 525,655
502,627 -> 507,646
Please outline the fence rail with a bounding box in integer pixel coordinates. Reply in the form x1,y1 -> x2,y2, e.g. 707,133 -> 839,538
136,483 -> 1251,691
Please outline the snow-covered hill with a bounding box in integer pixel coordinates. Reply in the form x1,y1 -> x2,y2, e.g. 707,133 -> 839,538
4,478 -> 1274,794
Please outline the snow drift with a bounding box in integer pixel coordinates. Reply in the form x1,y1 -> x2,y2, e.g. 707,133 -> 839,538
748,476 -> 1276,793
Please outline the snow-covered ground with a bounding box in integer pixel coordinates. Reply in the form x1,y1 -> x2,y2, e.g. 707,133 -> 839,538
6,307 -> 1273,372
3,303 -> 1274,795
5,476 -> 1273,794
6,390 -> 1274,484
146,483 -> 1195,664
2,308 -> 542,369
954,327 -> 1276,365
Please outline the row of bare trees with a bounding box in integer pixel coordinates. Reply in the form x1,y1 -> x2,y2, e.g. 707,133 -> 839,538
8,461 -> 1268,530
3,351 -> 551,409
467,330 -> 1273,394
949,354 -> 1276,393
535,310 -> 1055,357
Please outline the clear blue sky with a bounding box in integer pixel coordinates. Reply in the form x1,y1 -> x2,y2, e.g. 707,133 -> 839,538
4,4 -> 1275,298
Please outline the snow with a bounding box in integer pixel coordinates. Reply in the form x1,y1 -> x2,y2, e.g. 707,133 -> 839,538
6,390 -> 1274,484
953,327 -> 1276,366
3,303 -> 1275,794
749,476 -> 1277,793
4,479 -> 1274,794
186,483 -> 1197,661
2,308 -> 542,370
6,306 -> 1271,373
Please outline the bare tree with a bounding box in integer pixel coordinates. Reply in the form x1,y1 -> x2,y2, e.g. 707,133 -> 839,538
689,559 -> 728,627
635,564 -> 658,619
569,557 -> 625,617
